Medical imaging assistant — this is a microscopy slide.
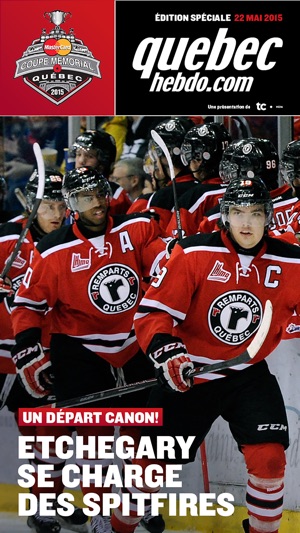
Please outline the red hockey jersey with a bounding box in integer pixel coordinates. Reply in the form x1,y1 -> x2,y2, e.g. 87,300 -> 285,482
134,230 -> 300,384
136,173 -> 196,233
198,183 -> 298,236
166,177 -> 226,238
0,217 -> 60,374
0,218 -> 34,373
11,213 -> 166,367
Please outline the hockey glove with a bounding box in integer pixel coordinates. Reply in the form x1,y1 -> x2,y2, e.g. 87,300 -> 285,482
165,238 -> 179,260
165,233 -> 186,259
11,342 -> 54,399
147,333 -> 194,393
0,276 -> 14,302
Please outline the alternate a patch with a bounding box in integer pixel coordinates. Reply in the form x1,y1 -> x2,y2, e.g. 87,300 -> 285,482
209,291 -> 262,345
14,10 -> 101,105
88,264 -> 139,314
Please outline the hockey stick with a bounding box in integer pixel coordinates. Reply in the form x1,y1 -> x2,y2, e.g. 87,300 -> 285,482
0,143 -> 45,279
14,187 -> 27,210
151,129 -> 184,240
0,374 -> 16,410
50,300 -> 272,408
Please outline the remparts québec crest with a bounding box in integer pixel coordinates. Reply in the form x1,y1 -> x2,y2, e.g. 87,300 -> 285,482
14,10 -> 101,104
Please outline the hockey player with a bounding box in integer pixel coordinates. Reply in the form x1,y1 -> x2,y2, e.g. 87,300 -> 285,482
126,117 -> 196,230
165,121 -> 232,238
198,137 -> 298,240
0,169 -> 89,533
10,167 -> 167,533
110,177 -> 300,533
71,129 -> 132,214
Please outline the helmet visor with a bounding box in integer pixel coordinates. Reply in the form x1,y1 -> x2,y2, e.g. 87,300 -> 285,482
180,140 -> 208,166
37,200 -> 67,220
224,204 -> 268,228
279,160 -> 300,185
221,160 -> 256,183
68,185 -> 110,213
219,159 -> 232,183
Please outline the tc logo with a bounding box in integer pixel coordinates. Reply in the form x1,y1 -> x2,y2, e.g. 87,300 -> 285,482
256,102 -> 267,111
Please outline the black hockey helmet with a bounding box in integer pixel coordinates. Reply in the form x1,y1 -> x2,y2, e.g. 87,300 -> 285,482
180,122 -> 232,176
279,140 -> 300,186
25,168 -> 64,211
219,140 -> 244,184
71,129 -> 116,177
220,176 -> 273,227
150,117 -> 195,167
223,137 -> 279,191
62,166 -> 112,212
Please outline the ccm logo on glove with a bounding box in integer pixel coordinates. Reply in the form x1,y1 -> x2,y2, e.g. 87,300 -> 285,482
12,344 -> 40,365
147,334 -> 194,393
151,342 -> 186,360
11,342 -> 53,399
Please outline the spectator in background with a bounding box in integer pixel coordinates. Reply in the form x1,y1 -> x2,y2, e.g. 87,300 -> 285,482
3,117 -> 68,218
120,116 -> 170,160
117,152 -> 156,215
110,157 -> 147,203
97,116 -> 128,161
141,150 -> 156,195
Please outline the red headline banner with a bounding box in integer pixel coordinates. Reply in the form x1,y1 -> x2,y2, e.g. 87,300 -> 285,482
18,408 -> 163,426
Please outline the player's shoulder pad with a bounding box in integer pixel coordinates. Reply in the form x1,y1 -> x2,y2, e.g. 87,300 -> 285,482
266,234 -> 300,258
179,230 -> 222,250
112,211 -> 157,228
36,224 -> 75,254
205,203 -> 221,217
135,192 -> 152,201
182,182 -> 224,203
0,220 -> 23,238
148,187 -> 178,210
109,181 -> 119,193
272,186 -> 293,204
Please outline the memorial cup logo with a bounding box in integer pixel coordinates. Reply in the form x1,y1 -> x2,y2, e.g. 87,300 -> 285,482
209,291 -> 262,345
88,264 -> 139,314
14,10 -> 101,104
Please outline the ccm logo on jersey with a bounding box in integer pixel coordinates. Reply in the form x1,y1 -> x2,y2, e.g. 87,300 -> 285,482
152,342 -> 185,359
257,423 -> 288,432
12,345 -> 40,365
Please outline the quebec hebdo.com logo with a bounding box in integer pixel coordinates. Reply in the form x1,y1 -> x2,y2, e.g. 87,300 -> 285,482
131,28 -> 283,95
14,10 -> 101,104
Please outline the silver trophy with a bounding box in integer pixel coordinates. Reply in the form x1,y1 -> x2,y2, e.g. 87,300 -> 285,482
44,10 -> 71,28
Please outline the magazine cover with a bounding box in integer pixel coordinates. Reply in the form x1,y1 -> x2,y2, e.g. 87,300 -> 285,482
0,1 -> 299,533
